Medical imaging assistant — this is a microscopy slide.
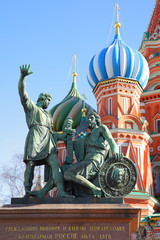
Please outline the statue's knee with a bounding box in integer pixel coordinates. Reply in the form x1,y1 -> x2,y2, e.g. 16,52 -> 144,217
26,161 -> 35,169
64,171 -> 69,180
64,171 -> 73,180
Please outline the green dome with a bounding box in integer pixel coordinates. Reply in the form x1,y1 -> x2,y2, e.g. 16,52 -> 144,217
50,76 -> 94,131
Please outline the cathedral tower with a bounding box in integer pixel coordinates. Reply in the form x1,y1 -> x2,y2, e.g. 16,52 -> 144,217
87,4 -> 154,196
139,0 -> 160,199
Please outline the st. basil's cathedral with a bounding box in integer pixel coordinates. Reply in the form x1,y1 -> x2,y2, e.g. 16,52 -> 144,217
35,1 -> 160,238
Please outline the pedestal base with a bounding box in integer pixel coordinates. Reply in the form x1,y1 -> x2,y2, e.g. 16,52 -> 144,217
11,196 -> 123,204
0,202 -> 141,240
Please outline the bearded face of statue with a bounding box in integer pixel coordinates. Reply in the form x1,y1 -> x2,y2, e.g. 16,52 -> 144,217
87,115 -> 97,130
63,118 -> 73,131
115,169 -> 124,183
42,98 -> 51,109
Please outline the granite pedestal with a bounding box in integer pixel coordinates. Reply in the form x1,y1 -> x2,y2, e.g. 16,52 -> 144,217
0,198 -> 141,240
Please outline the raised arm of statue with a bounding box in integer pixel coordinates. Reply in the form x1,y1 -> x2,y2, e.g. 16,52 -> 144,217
18,64 -> 33,101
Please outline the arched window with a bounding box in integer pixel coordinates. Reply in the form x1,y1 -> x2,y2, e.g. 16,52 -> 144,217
153,166 -> 160,195
157,120 -> 160,133
124,97 -> 128,114
155,52 -> 159,57
149,54 -> 153,59
98,102 -> 101,114
108,97 -> 112,115
155,85 -> 160,90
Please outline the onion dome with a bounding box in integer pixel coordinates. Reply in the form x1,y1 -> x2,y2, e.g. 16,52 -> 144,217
74,115 -> 88,139
50,60 -> 94,132
74,96 -> 88,139
87,6 -> 149,90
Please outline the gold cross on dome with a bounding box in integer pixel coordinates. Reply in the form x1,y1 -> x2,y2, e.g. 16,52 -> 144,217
115,3 -> 120,23
82,93 -> 87,102
73,54 -> 78,72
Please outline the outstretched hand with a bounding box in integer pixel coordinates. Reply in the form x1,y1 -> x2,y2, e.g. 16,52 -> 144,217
20,64 -> 33,78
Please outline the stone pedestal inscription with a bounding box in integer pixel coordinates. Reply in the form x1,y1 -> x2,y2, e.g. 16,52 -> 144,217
3,222 -> 129,240
0,204 -> 141,240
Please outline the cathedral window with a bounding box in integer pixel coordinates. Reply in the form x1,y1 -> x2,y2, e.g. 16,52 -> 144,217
104,121 -> 115,129
124,97 -> 128,114
106,121 -> 115,129
149,147 -> 153,152
157,120 -> 160,133
98,102 -> 101,114
155,85 -> 160,90
106,123 -> 112,129
124,121 -> 133,129
155,52 -> 159,57
108,97 -> 112,115
149,54 -> 153,59
153,166 -> 160,195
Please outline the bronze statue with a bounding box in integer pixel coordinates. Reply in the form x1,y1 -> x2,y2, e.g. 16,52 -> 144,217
64,112 -> 119,197
18,65 -> 137,199
18,64 -> 70,198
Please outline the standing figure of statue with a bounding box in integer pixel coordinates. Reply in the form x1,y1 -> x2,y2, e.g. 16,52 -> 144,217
18,64 -> 70,198
64,112 -> 120,197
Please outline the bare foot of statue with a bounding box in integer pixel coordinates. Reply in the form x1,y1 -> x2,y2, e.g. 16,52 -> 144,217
92,187 -> 102,197
24,189 -> 31,198
27,190 -> 46,198
26,190 -> 74,198
57,191 -> 75,198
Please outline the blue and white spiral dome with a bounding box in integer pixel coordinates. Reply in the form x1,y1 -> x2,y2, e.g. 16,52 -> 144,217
87,32 -> 149,89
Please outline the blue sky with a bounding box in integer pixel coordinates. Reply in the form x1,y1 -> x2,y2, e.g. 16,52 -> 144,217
0,0 -> 155,167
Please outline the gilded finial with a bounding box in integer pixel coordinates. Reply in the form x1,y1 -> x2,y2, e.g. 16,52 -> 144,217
32,166 -> 42,191
115,3 -> 121,34
72,54 -> 78,82
82,93 -> 87,117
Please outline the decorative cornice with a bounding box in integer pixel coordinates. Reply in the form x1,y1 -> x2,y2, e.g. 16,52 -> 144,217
93,77 -> 143,94
141,88 -> 160,97
110,128 -> 152,142
139,38 -> 160,53
141,89 -> 160,102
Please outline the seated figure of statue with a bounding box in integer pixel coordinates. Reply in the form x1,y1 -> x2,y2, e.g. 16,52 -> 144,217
63,112 -> 119,197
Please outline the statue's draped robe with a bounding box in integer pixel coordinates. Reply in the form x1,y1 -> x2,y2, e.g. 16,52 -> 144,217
73,134 -> 111,177
62,134 -> 111,196
21,93 -> 57,162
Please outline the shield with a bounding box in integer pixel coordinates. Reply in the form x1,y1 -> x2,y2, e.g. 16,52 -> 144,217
99,154 -> 137,198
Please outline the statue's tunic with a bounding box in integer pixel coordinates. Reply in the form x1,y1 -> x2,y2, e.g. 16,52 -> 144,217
73,134 -> 111,179
21,93 -> 57,162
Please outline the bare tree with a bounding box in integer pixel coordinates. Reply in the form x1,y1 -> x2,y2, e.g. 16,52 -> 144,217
0,154 -> 43,205
0,154 -> 25,205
